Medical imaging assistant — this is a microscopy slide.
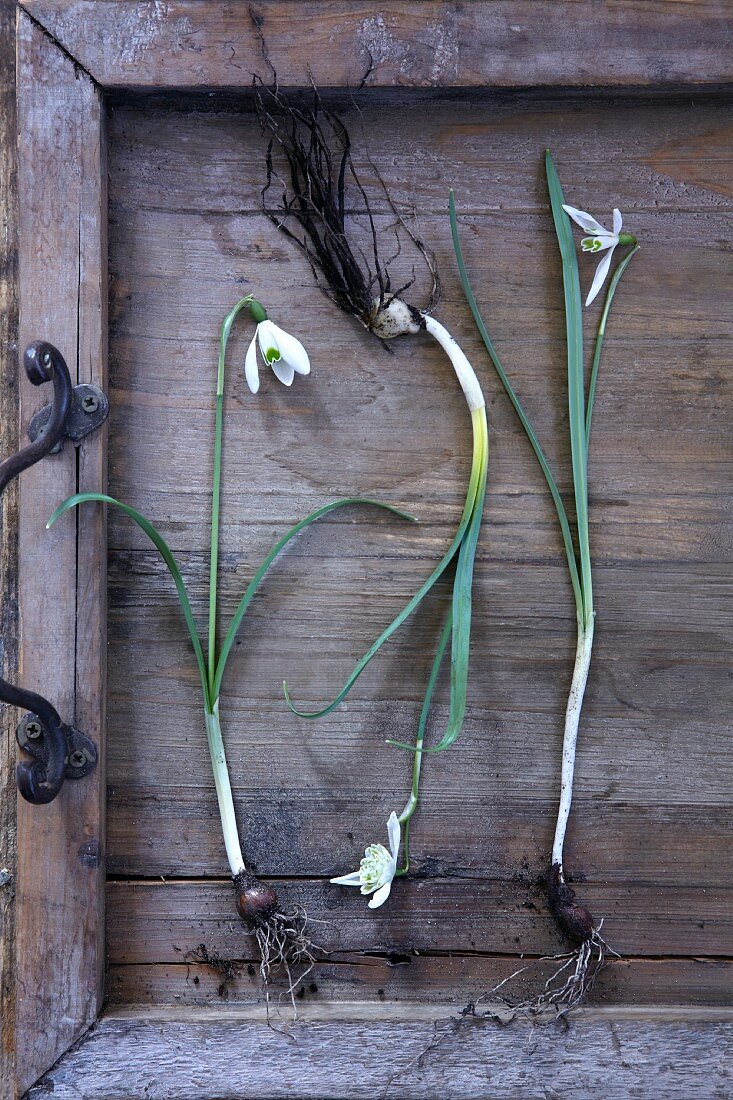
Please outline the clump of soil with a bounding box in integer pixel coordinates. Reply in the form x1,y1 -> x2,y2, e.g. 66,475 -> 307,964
187,943 -> 246,1000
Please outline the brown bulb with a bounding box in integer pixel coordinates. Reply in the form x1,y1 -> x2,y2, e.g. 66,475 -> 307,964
233,871 -> 278,925
548,862 -> 594,944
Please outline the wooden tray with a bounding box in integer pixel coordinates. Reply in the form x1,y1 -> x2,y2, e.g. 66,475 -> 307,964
3,3 -> 732,1096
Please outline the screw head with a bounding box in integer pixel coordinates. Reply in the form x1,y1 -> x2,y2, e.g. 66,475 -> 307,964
82,393 -> 99,414
68,749 -> 87,769
25,720 -> 42,740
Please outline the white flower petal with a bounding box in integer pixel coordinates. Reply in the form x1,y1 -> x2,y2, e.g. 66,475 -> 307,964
612,208 -> 623,236
581,232 -> 618,253
368,881 -> 392,909
256,319 -> 279,359
244,333 -> 260,394
562,205 -> 607,236
387,812 -> 401,862
269,324 -> 310,376
271,359 -> 295,386
586,245 -> 616,307
330,871 -> 363,887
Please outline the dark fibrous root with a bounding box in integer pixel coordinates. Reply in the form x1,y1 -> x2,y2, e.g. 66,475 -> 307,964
233,871 -> 321,1022
466,927 -> 616,1025
249,13 -> 439,335
464,864 -> 619,1024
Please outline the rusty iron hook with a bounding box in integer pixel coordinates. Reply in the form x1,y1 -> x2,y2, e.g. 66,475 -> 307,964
1,342 -> 98,804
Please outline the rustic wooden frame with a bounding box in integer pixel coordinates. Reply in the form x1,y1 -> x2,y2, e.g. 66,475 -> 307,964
2,2 -> 732,1096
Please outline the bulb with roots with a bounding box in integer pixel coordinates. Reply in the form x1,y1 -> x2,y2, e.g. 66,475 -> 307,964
230,869 -> 318,1012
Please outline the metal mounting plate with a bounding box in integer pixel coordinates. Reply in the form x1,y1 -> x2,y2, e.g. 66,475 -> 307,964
28,383 -> 109,453
16,712 -> 98,780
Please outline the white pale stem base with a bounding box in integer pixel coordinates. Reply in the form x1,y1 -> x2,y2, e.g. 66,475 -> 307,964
423,314 -> 486,413
204,700 -> 245,876
551,618 -> 595,869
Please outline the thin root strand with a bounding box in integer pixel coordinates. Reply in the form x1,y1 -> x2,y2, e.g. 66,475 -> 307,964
467,925 -> 617,1025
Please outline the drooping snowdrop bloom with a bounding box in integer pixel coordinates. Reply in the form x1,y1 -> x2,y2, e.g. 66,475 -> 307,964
331,812 -> 401,909
245,318 -> 310,394
562,205 -> 632,307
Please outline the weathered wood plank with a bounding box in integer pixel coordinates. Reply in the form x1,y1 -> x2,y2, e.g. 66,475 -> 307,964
0,0 -> 18,1093
106,878 -> 733,961
102,92 -> 733,1006
23,1 -> 733,90
107,98 -> 733,214
105,217 -> 732,563
106,785 -> 733,887
109,209 -> 732,345
15,12 -> 107,1095
107,956 -> 733,1008
25,1005 -> 733,1100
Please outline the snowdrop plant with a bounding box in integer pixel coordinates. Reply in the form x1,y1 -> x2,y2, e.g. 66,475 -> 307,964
451,152 -> 639,1012
255,82 -> 488,906
48,294 -> 408,990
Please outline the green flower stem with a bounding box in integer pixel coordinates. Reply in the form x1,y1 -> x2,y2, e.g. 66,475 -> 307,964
209,295 -> 256,692
586,244 -> 640,452
396,608 -> 453,875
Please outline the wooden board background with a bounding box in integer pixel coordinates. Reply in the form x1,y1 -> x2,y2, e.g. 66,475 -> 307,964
0,0 -> 19,1090
0,1 -> 730,1096
24,1005 -> 733,1100
102,91 -> 733,1009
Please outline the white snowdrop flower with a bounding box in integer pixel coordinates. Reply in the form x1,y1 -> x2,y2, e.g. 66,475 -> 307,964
244,319 -> 310,394
562,205 -> 632,307
330,812 -> 401,909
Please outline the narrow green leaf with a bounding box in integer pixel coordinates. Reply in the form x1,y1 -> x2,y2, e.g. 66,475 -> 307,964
213,496 -> 417,700
586,244 -> 640,452
48,493 -> 211,709
394,607 -> 453,872
449,189 -> 584,618
545,150 -> 592,625
283,425 -> 485,719
432,424 -> 487,752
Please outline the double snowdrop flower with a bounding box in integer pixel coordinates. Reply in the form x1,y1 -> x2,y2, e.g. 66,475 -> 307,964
562,205 -> 634,307
245,318 -> 310,394
331,812 -> 401,909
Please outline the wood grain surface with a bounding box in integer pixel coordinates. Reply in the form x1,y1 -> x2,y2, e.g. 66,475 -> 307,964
14,11 -> 108,1096
5,3 -> 732,1094
25,1005 -> 733,1100
0,1 -> 18,1094
22,0 -> 733,90
103,93 -> 733,1011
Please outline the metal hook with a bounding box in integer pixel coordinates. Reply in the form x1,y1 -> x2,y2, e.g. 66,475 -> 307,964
1,342 -> 100,804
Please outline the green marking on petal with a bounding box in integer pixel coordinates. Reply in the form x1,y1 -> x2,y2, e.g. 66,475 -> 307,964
264,347 -> 281,363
